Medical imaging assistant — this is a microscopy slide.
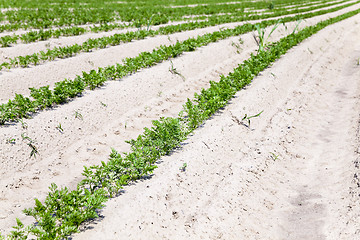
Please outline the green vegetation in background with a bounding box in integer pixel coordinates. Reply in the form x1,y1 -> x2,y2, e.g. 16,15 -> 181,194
0,0 -> 351,47
0,0 -> 344,31
0,0 -> 357,71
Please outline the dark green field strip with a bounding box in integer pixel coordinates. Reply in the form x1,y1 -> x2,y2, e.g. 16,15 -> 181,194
0,0 -> 315,9
0,0 -> 350,47
2,6 -> 359,240
1,0 -> 357,72
0,3 -> 272,30
0,0 -> 319,8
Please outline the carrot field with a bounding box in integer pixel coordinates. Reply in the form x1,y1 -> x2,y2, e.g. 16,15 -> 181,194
1,0 -> 360,239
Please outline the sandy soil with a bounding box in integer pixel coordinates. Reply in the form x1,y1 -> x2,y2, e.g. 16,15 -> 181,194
0,2 -> 360,239
71,13 -> 360,239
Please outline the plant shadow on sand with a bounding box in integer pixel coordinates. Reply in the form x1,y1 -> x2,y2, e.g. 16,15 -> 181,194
68,109 -> 224,236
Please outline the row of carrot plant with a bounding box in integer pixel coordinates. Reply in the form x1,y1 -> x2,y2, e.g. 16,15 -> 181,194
0,0 -> 313,8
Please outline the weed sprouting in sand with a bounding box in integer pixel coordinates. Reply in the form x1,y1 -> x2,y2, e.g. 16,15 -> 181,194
21,133 -> 39,158
179,163 -> 187,172
6,138 -> 16,144
270,152 -> 279,161
241,110 -> 264,127
56,123 -> 64,133
19,119 -> 28,129
291,19 -> 303,34
169,60 -> 185,81
253,20 -> 281,52
74,110 -> 83,120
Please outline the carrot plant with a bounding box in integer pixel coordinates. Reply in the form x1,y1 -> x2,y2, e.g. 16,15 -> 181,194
22,184 -> 107,239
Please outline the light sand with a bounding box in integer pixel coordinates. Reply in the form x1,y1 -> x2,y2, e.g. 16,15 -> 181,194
72,12 -> 360,239
0,4 -> 360,239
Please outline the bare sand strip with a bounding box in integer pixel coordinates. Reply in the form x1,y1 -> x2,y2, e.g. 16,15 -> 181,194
71,13 -> 360,240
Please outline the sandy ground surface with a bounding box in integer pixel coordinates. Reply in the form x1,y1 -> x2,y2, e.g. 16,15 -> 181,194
0,3 -> 360,239
71,13 -> 360,239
